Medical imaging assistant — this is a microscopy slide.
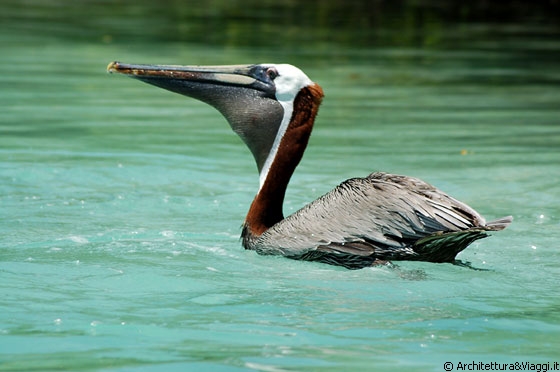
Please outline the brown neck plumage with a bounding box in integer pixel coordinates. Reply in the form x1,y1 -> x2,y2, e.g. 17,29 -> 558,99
242,83 -> 324,241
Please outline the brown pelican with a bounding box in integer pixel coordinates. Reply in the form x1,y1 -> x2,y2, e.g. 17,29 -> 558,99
107,61 -> 512,269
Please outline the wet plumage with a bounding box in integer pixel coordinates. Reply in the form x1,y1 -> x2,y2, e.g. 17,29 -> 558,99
243,172 -> 511,269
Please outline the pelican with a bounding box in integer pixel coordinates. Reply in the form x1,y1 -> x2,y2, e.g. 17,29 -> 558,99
107,61 -> 512,269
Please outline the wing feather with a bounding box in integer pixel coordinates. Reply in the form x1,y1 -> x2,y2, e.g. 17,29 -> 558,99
248,172 -> 508,262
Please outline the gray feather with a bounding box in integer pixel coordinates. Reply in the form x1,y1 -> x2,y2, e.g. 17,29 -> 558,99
243,172 -> 512,268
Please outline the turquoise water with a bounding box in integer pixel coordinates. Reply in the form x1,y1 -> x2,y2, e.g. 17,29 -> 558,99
1,1 -> 560,371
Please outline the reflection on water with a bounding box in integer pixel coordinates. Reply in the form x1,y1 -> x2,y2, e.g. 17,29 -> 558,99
2,0 -> 559,49
1,0 -> 559,371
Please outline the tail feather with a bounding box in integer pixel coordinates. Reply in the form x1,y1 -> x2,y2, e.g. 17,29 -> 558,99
413,230 -> 488,263
485,216 -> 513,231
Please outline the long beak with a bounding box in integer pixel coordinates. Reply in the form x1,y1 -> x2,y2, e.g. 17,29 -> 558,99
107,61 -> 259,87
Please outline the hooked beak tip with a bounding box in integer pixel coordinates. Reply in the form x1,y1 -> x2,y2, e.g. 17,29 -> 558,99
107,61 -> 120,73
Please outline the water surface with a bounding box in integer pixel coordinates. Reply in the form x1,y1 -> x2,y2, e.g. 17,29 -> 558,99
1,1 -> 559,371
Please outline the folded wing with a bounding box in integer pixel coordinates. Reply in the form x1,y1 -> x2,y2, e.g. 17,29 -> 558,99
250,172 -> 512,268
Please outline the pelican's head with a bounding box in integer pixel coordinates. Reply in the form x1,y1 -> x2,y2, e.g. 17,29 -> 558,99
107,62 -> 321,182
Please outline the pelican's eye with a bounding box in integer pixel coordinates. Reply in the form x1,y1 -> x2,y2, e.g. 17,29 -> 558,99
266,67 -> 279,80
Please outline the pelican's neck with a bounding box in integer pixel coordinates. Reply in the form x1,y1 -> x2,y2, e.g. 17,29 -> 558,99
243,83 -> 324,239
258,101 -> 293,189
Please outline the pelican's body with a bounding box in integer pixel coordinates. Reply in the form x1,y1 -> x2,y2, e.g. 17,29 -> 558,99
108,61 -> 512,269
